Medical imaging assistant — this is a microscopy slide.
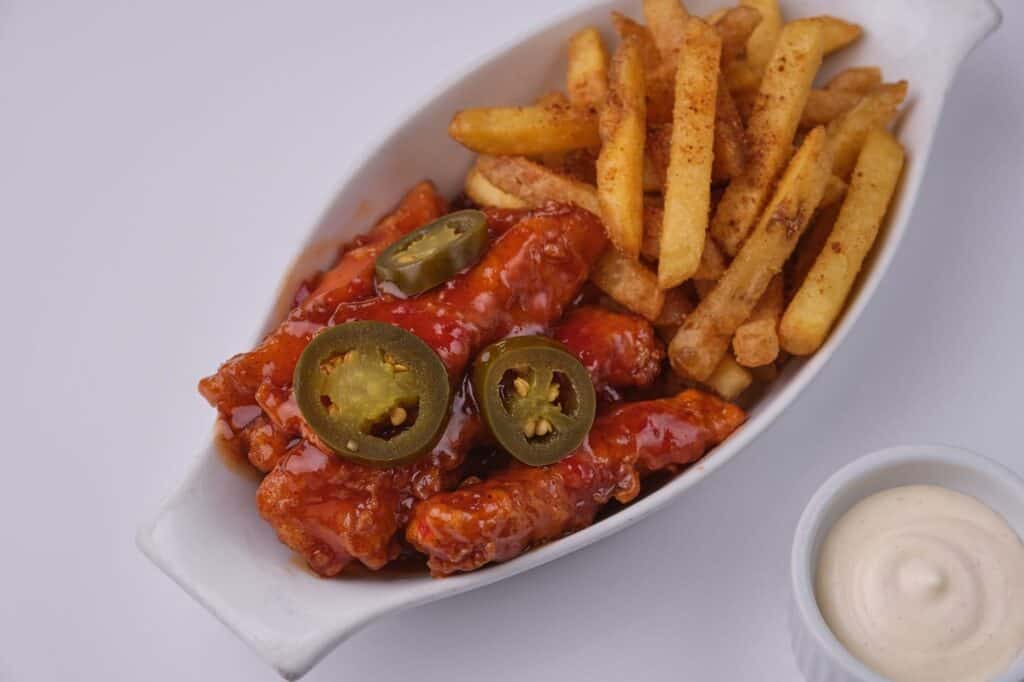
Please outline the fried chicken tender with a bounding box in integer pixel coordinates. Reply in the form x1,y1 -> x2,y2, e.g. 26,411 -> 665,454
257,204 -> 608,575
554,305 -> 665,400
406,390 -> 745,576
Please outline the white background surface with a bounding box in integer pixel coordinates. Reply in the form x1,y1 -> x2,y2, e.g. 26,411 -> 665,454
1,1 -> 1021,680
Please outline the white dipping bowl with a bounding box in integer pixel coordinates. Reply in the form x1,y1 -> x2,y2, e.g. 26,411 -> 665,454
790,445 -> 1024,682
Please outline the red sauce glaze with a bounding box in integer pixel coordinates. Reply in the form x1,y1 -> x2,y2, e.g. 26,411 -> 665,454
405,390 -> 746,576
553,306 -> 665,399
257,204 -> 608,574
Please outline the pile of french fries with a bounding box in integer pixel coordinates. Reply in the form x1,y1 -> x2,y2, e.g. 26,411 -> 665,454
451,0 -> 907,401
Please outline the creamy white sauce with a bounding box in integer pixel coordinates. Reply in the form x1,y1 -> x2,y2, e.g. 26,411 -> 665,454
816,485 -> 1024,682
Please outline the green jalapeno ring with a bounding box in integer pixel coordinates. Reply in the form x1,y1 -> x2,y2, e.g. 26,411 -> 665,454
293,321 -> 451,465
374,209 -> 489,297
472,336 -> 596,467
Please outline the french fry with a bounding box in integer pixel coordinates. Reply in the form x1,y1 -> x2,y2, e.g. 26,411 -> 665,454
788,201 -> 840,293
801,88 -> 861,127
713,79 -> 747,183
705,8 -> 728,25
732,274 -> 782,367
724,58 -> 759,95
612,12 -> 675,123
464,160 -> 528,209
812,16 -> 863,55
741,0 -> 782,76
643,0 -> 689,67
644,123 -> 672,190
705,354 -> 753,400
820,174 -> 848,208
826,66 -> 882,94
780,129 -> 904,354
597,34 -> 647,258
641,198 -> 665,262
567,28 -> 610,110
695,237 -> 727,281
535,91 -> 570,108
475,155 -> 599,213
827,81 -> 907,180
712,6 -> 763,65
710,19 -> 825,256
659,18 -> 721,288
450,105 -> 599,155
590,249 -> 666,321
671,126 -> 831,381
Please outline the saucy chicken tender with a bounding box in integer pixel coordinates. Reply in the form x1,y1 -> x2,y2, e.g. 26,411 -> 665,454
258,204 -> 608,574
553,306 -> 665,399
407,389 -> 746,576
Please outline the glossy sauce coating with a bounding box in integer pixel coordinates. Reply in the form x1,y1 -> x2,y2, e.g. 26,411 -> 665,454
257,205 -> 608,574
406,390 -> 745,576
554,306 -> 665,399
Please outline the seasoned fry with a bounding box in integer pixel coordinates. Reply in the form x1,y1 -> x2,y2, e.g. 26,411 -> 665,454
464,161 -> 528,209
567,28 -> 610,110
710,19 -> 825,256
695,237 -> 727,281
812,16 -> 863,55
641,199 -> 665,261
826,66 -> 882,94
475,155 -> 599,214
671,126 -> 831,381
713,6 -> 763,65
644,123 -> 672,190
713,78 -> 746,182
741,0 -> 782,75
590,249 -> 666,321
612,12 -> 675,123
597,34 -> 647,258
724,58 -> 759,95
450,105 -> 599,155
705,354 -> 753,400
659,18 -> 720,288
781,129 -> 904,354
732,274 -> 782,367
801,88 -> 861,127
820,174 -> 848,208
788,201 -> 840,293
643,0 -> 689,67
827,81 -> 908,180
535,91 -> 570,108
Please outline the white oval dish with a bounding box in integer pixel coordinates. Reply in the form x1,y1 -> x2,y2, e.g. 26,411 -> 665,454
137,1 -> 1002,678
790,445 -> 1024,682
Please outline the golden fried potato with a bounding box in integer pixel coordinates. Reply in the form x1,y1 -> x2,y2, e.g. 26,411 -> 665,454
659,18 -> 721,288
732,274 -> 782,367
710,19 -> 825,256
655,286 -> 696,327
780,129 -> 904,354
826,66 -> 882,94
464,160 -> 528,209
827,81 -> 908,180
671,126 -> 831,381
475,155 -> 599,213
741,0 -> 782,75
811,15 -> 863,55
567,28 -> 610,110
643,0 -> 689,67
590,249 -> 666,321
788,201 -> 841,293
612,12 -> 675,123
801,88 -> 861,127
597,33 -> 647,258
705,354 -> 753,400
712,6 -> 763,65
820,174 -> 848,209
450,105 -> 599,155
713,78 -> 747,183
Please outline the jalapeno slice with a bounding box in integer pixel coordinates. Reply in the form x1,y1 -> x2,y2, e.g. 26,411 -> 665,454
472,336 -> 596,467
293,321 -> 451,465
375,209 -> 489,297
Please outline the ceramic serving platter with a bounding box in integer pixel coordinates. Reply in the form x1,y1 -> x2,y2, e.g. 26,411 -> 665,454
137,0 -> 1001,678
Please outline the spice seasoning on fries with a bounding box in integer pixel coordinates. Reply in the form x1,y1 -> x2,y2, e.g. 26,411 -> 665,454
447,0 -> 908,403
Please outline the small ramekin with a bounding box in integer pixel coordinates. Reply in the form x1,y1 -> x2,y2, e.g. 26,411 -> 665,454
789,444 -> 1024,682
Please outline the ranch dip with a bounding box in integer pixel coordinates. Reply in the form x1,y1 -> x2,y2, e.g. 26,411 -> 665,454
815,484 -> 1024,682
